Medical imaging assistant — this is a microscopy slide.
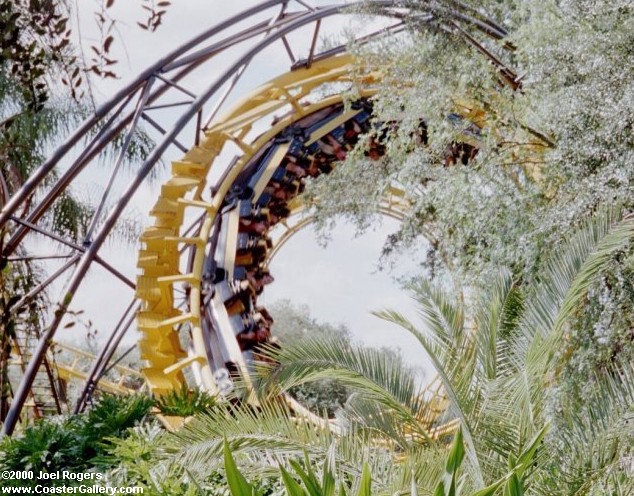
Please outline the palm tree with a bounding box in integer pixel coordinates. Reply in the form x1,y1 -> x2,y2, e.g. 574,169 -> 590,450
371,208 -> 634,494
136,210 -> 634,495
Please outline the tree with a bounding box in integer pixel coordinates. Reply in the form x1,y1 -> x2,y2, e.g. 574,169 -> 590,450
269,299 -> 406,417
310,0 -> 633,286
270,299 -> 352,345
305,0 -> 634,411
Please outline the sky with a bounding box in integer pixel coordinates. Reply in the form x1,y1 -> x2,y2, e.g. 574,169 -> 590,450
51,0 -> 435,380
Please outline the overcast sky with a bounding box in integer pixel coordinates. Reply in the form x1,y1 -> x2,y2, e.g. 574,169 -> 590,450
54,0 -> 435,380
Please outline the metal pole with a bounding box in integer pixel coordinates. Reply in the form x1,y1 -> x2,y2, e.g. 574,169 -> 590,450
74,300 -> 140,413
83,78 -> 156,243
1,6 -> 302,258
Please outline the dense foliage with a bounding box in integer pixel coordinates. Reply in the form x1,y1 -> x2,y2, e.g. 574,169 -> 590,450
306,0 -> 634,405
3,210 -> 622,494
154,384 -> 218,417
0,394 -> 152,486
312,0 -> 634,284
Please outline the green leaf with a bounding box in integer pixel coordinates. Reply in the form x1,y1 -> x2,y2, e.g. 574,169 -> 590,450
356,463 -> 372,496
504,473 -> 523,496
223,440 -> 255,496
434,481 -> 446,496
433,428 -> 466,496
470,426 -> 543,496
515,425 -> 548,477
470,480 -> 505,496
446,428 -> 465,474
289,459 -> 322,496
280,464 -> 307,496
322,444 -> 337,496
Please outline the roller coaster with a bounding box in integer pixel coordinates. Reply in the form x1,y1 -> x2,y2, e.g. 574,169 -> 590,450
0,0 -> 517,436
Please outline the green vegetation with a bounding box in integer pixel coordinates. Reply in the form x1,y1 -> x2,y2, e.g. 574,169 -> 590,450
2,0 -> 634,494
0,394 -> 152,486
307,0 -> 634,435
0,1 -> 161,423
3,210 -> 629,494
155,384 -> 218,417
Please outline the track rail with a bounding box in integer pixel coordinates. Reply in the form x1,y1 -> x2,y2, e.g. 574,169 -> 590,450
136,55 -> 387,395
0,1 -> 516,435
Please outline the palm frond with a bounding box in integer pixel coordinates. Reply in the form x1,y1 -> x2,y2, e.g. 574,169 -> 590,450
521,209 -> 634,344
374,287 -> 485,488
340,393 -> 419,450
540,363 -> 634,496
160,399 -> 395,486
494,210 -> 634,445
385,445 -> 448,495
374,210 -> 634,490
256,336 -> 440,445
411,279 -> 466,347
474,269 -> 524,381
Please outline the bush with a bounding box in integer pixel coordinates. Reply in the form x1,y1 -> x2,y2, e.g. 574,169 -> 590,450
154,385 -> 218,417
0,393 -> 153,485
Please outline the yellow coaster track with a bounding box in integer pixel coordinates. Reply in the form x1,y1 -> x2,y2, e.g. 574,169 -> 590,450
137,54 -> 389,396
